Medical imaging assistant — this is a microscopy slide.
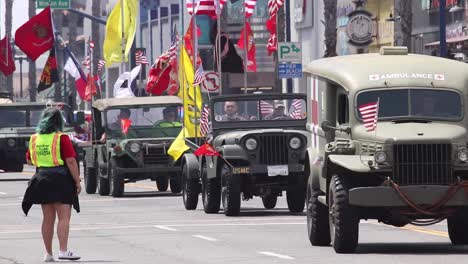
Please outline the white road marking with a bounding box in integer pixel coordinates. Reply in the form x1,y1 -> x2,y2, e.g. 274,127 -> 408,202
192,235 -> 218,241
258,251 -> 295,260
155,222 -> 304,227
154,225 -> 179,231
0,192 -> 7,195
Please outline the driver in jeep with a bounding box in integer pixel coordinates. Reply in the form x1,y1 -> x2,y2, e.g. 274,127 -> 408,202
154,107 -> 182,127
265,100 -> 290,120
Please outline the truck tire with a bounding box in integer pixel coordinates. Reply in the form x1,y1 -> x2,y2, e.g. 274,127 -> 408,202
221,163 -> 241,216
202,162 -> 221,214
109,159 -> 124,197
156,176 -> 169,192
262,195 -> 277,209
287,188 -> 306,213
328,174 -> 359,253
170,175 -> 182,193
307,187 -> 331,246
84,159 -> 97,194
448,208 -> 468,245
182,162 -> 199,210
97,167 -> 110,196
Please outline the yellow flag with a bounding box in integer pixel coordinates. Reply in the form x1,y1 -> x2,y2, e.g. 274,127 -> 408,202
168,45 -> 203,161
103,0 -> 138,66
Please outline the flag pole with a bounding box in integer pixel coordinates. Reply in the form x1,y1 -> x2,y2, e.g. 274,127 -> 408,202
121,0 -> 125,75
243,0 -> 248,94
217,3 -> 222,96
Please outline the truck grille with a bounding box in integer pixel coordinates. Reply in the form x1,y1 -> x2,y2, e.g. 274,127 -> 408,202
258,134 -> 289,165
143,147 -> 169,165
393,143 -> 454,185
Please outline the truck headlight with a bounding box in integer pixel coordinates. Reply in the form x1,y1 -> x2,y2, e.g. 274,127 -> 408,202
457,148 -> 468,162
289,137 -> 302,149
374,151 -> 387,164
245,138 -> 258,151
130,142 -> 141,153
7,139 -> 15,147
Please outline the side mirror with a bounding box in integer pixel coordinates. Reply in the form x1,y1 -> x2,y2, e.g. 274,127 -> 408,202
75,111 -> 85,125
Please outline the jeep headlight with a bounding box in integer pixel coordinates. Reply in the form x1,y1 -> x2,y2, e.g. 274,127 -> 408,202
129,142 -> 141,153
245,138 -> 258,151
289,137 -> 302,149
374,151 -> 387,164
457,148 -> 468,162
7,139 -> 15,147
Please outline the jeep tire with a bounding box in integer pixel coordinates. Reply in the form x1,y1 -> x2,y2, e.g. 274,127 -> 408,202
84,159 -> 97,194
328,174 -> 359,253
109,158 -> 124,197
287,187 -> 306,213
202,162 -> 221,214
5,161 -> 23,172
221,163 -> 241,216
156,176 -> 169,192
97,165 -> 110,196
307,187 -> 331,246
182,162 -> 199,210
262,195 -> 277,209
170,174 -> 182,193
448,207 -> 468,245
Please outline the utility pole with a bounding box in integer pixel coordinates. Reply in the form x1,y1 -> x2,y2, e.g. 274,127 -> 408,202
439,0 -> 447,57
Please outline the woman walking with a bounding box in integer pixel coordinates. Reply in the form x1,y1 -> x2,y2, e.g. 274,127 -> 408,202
22,107 -> 81,262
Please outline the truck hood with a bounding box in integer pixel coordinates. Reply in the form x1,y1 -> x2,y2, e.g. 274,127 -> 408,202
353,122 -> 467,143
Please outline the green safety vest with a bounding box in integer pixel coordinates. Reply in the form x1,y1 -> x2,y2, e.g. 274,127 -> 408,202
29,132 -> 64,167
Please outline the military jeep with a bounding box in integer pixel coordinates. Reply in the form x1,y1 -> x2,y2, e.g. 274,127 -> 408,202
83,96 -> 184,197
0,102 -> 81,172
182,93 -> 308,216
304,46 -> 468,253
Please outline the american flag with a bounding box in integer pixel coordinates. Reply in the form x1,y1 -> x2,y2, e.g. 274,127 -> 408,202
289,99 -> 303,119
268,0 -> 284,16
200,105 -> 211,136
186,0 -> 216,17
258,100 -> 273,115
358,99 -> 380,132
193,64 -> 205,86
169,25 -> 179,63
135,50 -> 149,65
97,59 -> 106,75
245,0 -> 257,18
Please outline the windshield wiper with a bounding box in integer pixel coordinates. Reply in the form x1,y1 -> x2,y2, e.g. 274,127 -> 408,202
392,119 -> 432,124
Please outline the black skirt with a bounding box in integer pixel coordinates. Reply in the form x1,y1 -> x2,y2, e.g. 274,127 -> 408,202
22,166 -> 80,216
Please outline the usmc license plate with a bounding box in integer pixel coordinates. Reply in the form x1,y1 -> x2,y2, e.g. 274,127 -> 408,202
267,165 -> 288,176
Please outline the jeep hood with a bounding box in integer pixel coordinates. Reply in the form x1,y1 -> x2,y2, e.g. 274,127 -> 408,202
353,122 -> 467,143
214,129 -> 305,146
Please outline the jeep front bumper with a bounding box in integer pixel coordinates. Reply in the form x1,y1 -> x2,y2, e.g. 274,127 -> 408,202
115,166 -> 181,174
231,164 -> 304,175
349,185 -> 468,207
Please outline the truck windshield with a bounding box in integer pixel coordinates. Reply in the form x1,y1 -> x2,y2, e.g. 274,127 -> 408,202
213,98 -> 306,122
0,107 -> 72,128
356,89 -> 462,120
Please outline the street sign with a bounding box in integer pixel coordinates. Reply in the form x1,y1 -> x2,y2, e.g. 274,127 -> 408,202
278,63 -> 303,79
278,42 -> 302,63
37,0 -> 70,9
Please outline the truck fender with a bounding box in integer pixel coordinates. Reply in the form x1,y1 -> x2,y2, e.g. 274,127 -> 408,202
306,147 -> 323,190
219,145 -> 248,160
183,153 -> 200,180
328,154 -> 372,173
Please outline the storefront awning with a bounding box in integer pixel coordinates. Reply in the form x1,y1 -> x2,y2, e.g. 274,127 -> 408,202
425,35 -> 468,47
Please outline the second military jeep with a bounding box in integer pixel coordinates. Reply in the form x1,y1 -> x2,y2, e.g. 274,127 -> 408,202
182,93 -> 308,216
83,96 -> 184,197
304,47 -> 468,253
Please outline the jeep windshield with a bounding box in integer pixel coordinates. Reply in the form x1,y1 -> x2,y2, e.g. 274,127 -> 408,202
356,89 -> 462,121
213,98 -> 306,122
106,106 -> 182,138
0,106 -> 73,128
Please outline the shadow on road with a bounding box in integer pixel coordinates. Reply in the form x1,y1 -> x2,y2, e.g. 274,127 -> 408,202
356,242 -> 468,255
55,261 -> 120,263
232,207 -> 306,217
0,178 -> 30,182
121,191 -> 182,198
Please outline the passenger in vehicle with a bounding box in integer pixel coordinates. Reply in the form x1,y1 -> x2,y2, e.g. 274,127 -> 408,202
265,100 -> 290,120
155,107 -> 182,127
219,101 -> 246,121
109,109 -> 131,130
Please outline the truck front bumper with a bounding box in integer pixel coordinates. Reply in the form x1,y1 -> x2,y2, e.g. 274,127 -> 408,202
115,166 -> 181,174
349,185 -> 468,207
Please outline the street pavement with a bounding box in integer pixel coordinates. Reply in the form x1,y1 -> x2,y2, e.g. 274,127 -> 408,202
1,165 -> 467,264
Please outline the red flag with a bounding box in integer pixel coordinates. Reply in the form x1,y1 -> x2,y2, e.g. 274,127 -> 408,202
84,74 -> 97,102
266,15 -> 277,56
146,54 -> 172,95
184,17 -> 202,64
237,22 -> 257,72
38,47 -> 59,92
121,118 -> 132,135
194,143 -> 220,157
15,6 -> 54,61
0,35 -> 16,76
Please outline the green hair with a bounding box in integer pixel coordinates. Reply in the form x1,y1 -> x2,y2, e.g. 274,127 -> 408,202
36,108 -> 64,134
